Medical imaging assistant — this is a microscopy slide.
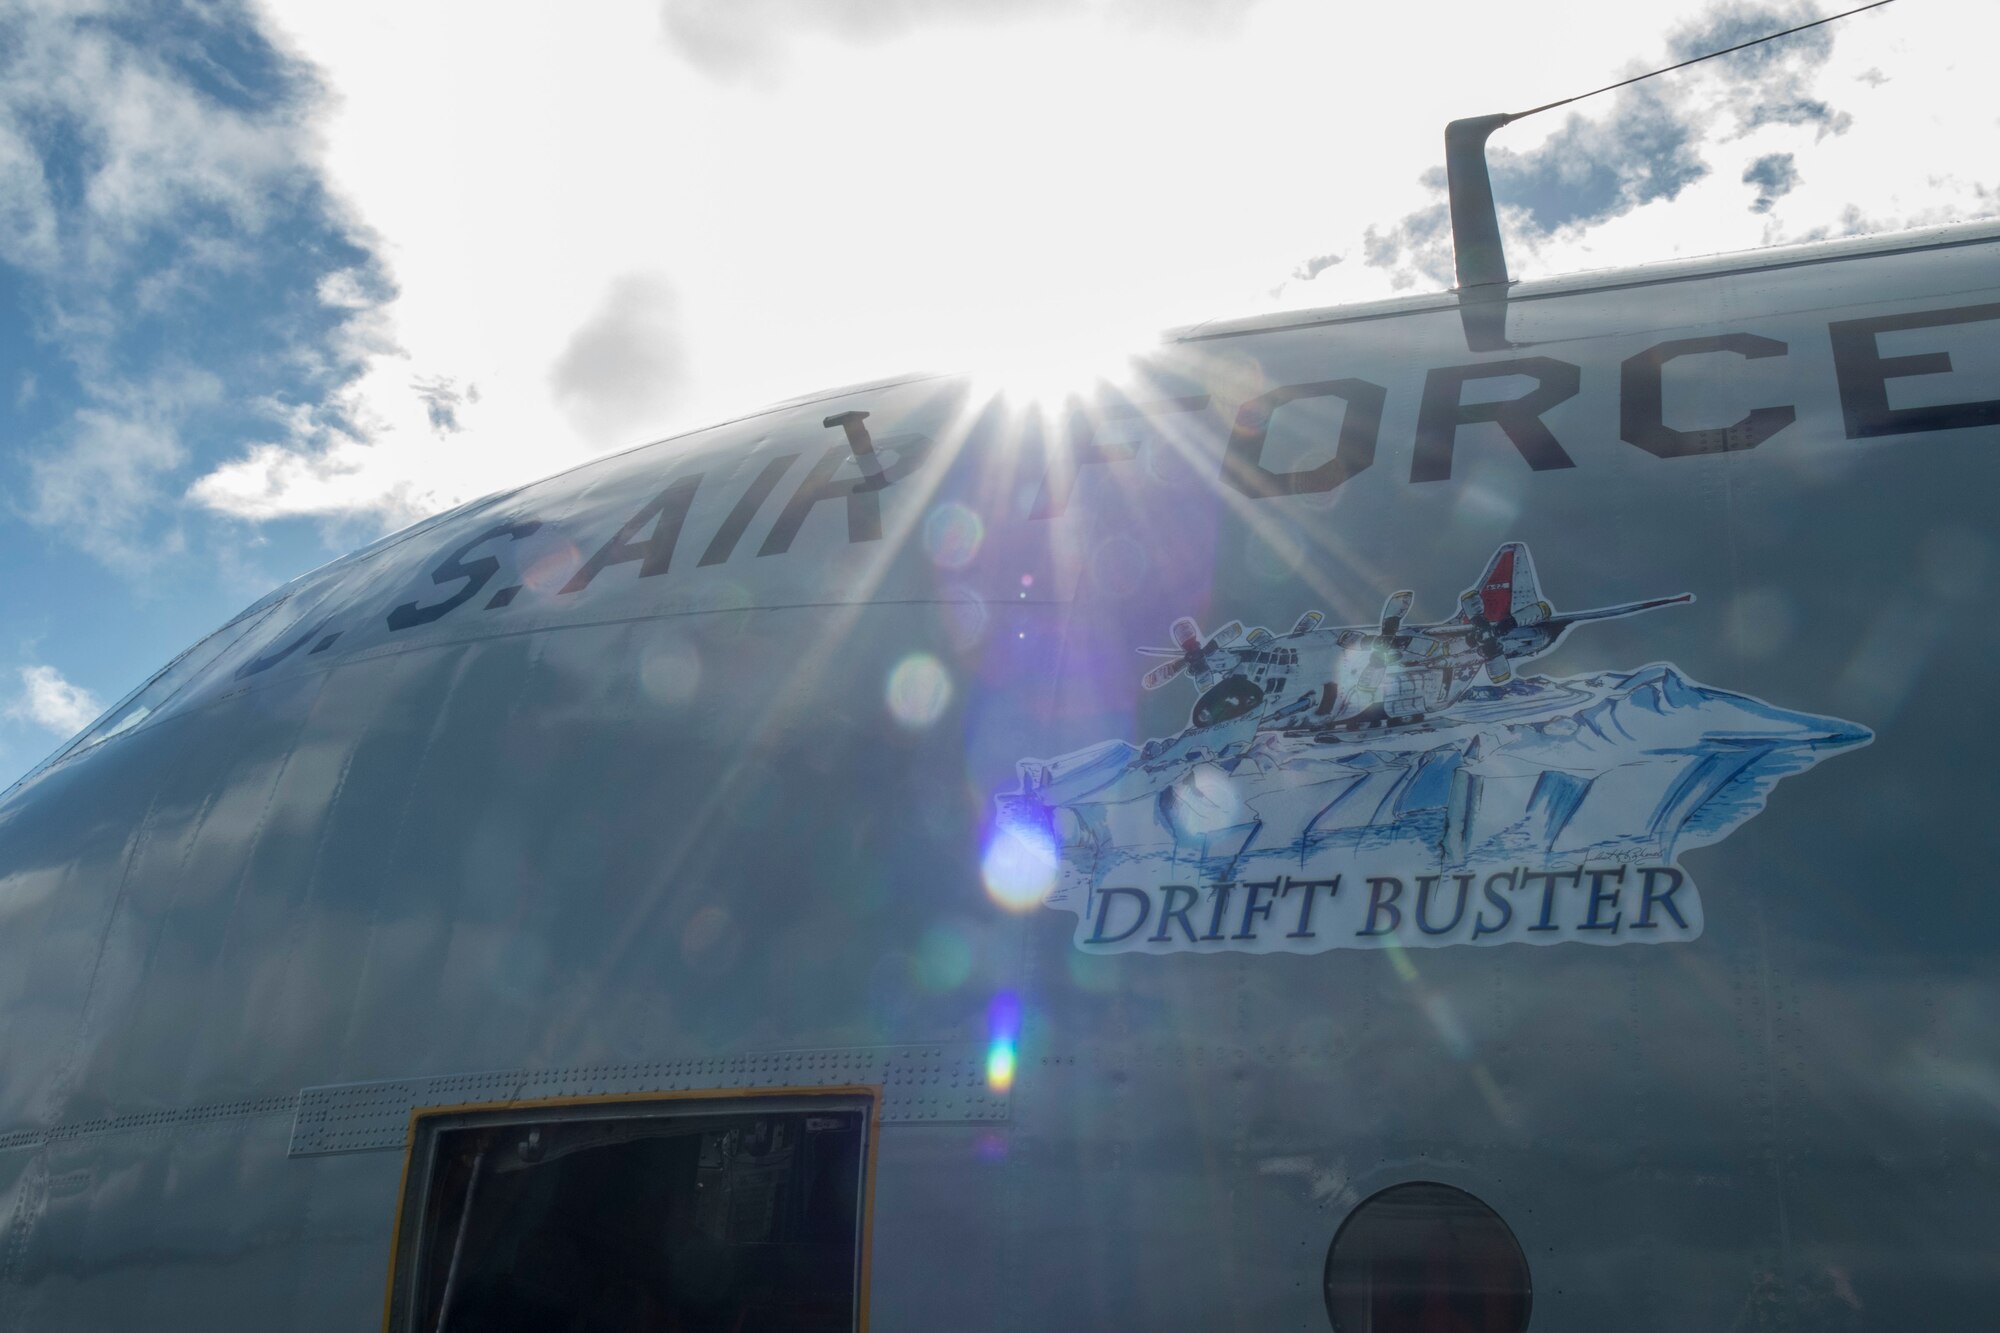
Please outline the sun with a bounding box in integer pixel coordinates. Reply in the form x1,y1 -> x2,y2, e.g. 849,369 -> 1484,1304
960,317 -> 1163,420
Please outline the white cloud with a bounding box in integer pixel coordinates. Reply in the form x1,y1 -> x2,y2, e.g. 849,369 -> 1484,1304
24,367 -> 222,569
7,666 -> 104,737
0,4 -> 313,288
0,118 -> 60,270
0,0 -> 389,564
412,374 -> 478,434
186,384 -> 450,525
660,0 -> 1261,77
551,273 -> 688,447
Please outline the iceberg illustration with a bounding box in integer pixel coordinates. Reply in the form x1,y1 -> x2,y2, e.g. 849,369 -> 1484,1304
1000,664 -> 1870,954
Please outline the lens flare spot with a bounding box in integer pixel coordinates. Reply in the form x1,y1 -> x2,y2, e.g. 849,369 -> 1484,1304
1246,525 -> 1307,584
938,588 -> 989,652
680,905 -> 739,973
982,822 -> 1057,910
1452,478 -> 1522,526
986,990 -> 1021,1093
522,541 -> 583,594
886,654 -> 952,729
1922,526 -> 1989,601
923,502 -> 985,570
1091,533 -> 1150,597
911,924 -> 974,992
1169,763 -> 1243,831
1726,588 -> 1795,661
1421,991 -> 1474,1060
639,634 -> 702,705
985,1042 -> 1017,1093
707,579 -> 754,616
1065,947 -> 1120,993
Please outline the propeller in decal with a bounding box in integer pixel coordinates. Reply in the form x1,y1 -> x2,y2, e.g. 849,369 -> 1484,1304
1137,618 -> 1242,690
1378,590 -> 1413,638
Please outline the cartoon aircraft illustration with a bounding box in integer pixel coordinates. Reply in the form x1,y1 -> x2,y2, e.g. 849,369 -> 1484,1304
1139,542 -> 1692,732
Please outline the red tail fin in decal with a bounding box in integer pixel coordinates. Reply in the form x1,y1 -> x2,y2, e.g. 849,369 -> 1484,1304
1464,542 -> 1543,623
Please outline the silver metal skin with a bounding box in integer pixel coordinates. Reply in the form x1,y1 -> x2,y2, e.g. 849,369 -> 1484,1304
0,222 -> 1995,1330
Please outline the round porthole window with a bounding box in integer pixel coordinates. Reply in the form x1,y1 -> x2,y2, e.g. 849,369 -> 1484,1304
1323,1181 -> 1531,1333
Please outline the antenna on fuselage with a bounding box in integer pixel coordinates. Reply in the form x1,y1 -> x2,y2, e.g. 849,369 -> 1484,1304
1445,0 -> 1899,350
823,409 -> 886,487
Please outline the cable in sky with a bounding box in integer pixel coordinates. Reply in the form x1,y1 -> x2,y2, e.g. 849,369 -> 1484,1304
1514,0 -> 1900,120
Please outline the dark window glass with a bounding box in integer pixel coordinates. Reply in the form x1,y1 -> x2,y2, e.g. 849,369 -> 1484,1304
1323,1181 -> 1531,1333
391,1097 -> 868,1333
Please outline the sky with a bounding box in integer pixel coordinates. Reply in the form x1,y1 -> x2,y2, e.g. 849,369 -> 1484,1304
0,0 -> 1993,783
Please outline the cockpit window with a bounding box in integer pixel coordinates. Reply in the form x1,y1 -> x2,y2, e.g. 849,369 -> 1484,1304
387,1094 -> 873,1333
37,596 -> 288,770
